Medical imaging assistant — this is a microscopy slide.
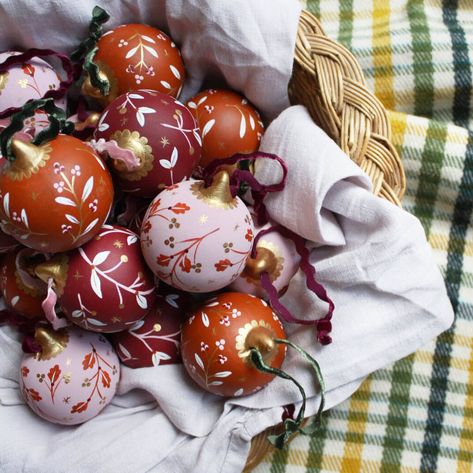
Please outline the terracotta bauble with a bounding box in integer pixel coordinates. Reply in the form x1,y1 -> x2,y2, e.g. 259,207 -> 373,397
34,225 -> 156,333
0,247 -> 46,319
20,325 -> 119,425
112,291 -> 187,368
0,52 -> 66,134
140,171 -> 254,292
181,292 -> 286,397
231,214 -> 300,298
0,135 -> 114,253
82,24 -> 185,105
186,89 -> 264,167
94,90 -> 201,198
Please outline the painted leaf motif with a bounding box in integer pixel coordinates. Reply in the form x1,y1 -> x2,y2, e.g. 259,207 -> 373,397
136,292 -> 148,309
171,202 -> 190,214
55,197 -> 76,207
249,115 -> 255,130
201,311 -> 209,327
22,63 -> 35,76
118,343 -> 132,359
136,111 -> 145,127
239,115 -> 246,138
71,309 -> 84,318
139,107 -> 156,114
87,318 -> 107,326
165,294 -> 179,308
3,193 -> 9,217
141,35 -> 156,44
170,65 -> 180,79
130,319 -> 145,331
215,259 -> 232,272
152,351 -> 171,366
66,214 -> 79,224
11,295 -> 19,306
71,401 -> 88,413
234,388 -> 244,396
202,119 -> 215,138
193,128 -> 202,146
82,352 -> 96,370
179,256 -> 192,273
92,251 -> 110,266
187,101 -> 197,109
157,254 -> 171,267
160,81 -> 171,89
83,218 -> 99,235
128,93 -> 144,100
194,353 -> 204,370
29,388 -> 42,401
20,209 -> 29,228
127,234 -> 138,245
159,159 -> 172,169
82,176 -> 94,202
48,364 -> 62,384
90,269 -> 103,298
144,45 -> 158,58
198,96 -> 208,105
214,371 -> 232,378
101,370 -> 111,388
208,381 -> 223,386
98,110 -> 109,132
170,147 -> 178,167
205,301 -> 219,307
125,45 -> 139,59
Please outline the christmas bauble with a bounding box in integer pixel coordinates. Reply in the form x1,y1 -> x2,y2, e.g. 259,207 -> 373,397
230,215 -> 300,298
0,52 -> 66,134
0,247 -> 46,319
20,325 -> 119,425
94,90 -> 201,198
82,24 -> 185,104
34,225 -> 156,333
112,291 -> 187,368
0,135 -> 114,253
186,89 -> 264,167
140,171 -> 254,292
0,228 -> 19,253
181,292 -> 286,397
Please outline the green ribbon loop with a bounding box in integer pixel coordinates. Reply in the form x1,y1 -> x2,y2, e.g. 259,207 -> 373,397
249,339 -> 325,449
70,6 -> 110,96
0,98 -> 74,161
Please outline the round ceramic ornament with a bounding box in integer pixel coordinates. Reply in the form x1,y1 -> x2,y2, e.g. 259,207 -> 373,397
230,214 -> 301,298
186,89 -> 264,167
0,247 -> 47,319
34,225 -> 156,333
112,291 -> 187,368
181,292 -> 286,397
82,24 -> 185,105
94,90 -> 201,198
0,135 -> 114,253
20,325 -> 119,425
140,171 -> 254,293
0,52 -> 66,134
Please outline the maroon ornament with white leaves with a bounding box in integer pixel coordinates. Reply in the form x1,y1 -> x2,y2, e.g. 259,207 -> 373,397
111,292 -> 188,368
93,90 -> 201,198
35,225 -> 156,333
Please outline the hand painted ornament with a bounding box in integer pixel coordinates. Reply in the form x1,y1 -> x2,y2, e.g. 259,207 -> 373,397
20,325 -> 119,425
0,135 -> 114,253
186,89 -> 264,167
141,171 -> 254,292
34,225 -> 156,333
0,52 -> 66,134
82,24 -> 185,105
112,292 -> 187,368
181,292 -> 286,397
231,214 -> 300,298
0,248 -> 47,319
94,90 -> 201,198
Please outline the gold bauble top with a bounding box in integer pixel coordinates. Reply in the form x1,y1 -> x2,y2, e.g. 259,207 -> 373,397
34,326 -> 69,361
34,254 -> 69,296
243,247 -> 279,282
74,112 -> 101,132
5,138 -> 51,181
190,170 -> 237,209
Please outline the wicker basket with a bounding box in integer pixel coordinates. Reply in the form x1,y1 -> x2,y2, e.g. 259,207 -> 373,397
244,9 -> 406,471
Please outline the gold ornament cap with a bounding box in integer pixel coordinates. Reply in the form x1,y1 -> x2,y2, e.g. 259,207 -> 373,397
34,254 -> 69,296
81,70 -> 110,102
34,327 -> 69,360
243,247 -> 279,281
245,326 -> 278,364
192,170 -> 236,209
9,138 -> 47,175
74,112 -> 101,132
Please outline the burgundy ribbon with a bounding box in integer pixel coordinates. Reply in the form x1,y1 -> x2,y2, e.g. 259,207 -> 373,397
254,225 -> 334,345
0,309 -> 41,353
0,48 -> 76,119
202,151 -> 288,226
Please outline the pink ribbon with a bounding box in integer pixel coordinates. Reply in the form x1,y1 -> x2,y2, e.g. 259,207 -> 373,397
41,278 -> 69,330
89,138 -> 141,170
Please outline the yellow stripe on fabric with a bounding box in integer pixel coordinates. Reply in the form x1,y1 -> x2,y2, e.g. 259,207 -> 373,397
372,1 -> 395,109
339,378 -> 372,473
416,348 -> 471,372
320,454 -> 421,473
458,339 -> 473,472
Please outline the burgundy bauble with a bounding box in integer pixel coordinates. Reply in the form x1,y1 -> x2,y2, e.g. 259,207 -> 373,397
35,225 -> 156,333
112,291 -> 187,368
94,90 -> 201,198
181,292 -> 286,397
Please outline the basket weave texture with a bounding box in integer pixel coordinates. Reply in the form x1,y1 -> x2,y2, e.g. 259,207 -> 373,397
245,9 -> 406,471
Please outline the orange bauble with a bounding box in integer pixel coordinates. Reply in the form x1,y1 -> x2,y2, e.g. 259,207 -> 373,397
0,135 -> 114,253
186,89 -> 264,167
83,24 -> 185,104
181,292 -> 286,397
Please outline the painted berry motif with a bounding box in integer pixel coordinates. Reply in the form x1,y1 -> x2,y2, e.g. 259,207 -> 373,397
140,173 -> 254,293
84,24 -> 185,103
186,89 -> 264,167
20,326 -> 120,425
94,90 -> 201,198
181,292 -> 286,397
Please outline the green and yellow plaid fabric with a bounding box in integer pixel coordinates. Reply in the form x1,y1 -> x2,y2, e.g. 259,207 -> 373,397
254,1 -> 473,471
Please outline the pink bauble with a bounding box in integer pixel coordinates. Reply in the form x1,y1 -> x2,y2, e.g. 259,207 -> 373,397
112,292 -> 187,368
94,90 -> 201,198
20,326 -> 120,425
35,225 -> 156,333
0,52 -> 66,135
230,214 -> 300,298
140,171 -> 254,292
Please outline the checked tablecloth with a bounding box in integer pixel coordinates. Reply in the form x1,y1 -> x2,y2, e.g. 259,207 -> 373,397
254,1 -> 473,472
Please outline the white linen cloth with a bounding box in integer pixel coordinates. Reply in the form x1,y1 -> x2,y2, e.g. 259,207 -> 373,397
0,1 -> 454,472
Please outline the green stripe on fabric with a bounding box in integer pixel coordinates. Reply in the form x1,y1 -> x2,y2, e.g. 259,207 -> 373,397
305,0 -> 320,18
420,130 -> 473,472
269,447 -> 290,473
406,0 -> 434,118
338,0 -> 354,47
305,413 -> 330,472
442,0 -> 472,128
